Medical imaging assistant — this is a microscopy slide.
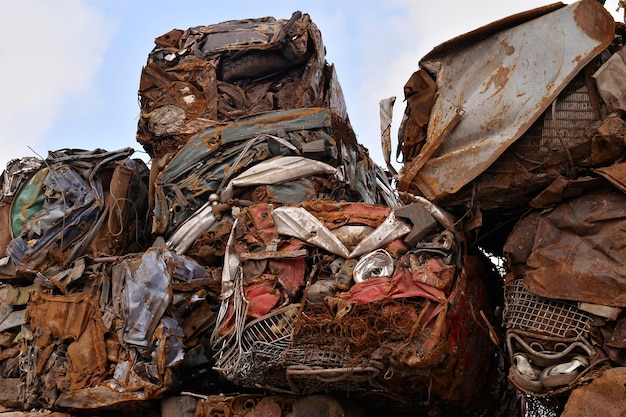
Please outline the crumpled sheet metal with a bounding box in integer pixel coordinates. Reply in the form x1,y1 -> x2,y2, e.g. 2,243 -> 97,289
595,159 -> 626,193
28,292 -> 109,391
396,70 -> 436,164
0,246 -> 218,412
593,46 -> 626,114
561,367 -> 626,417
210,200 -> 498,413
0,149 -> 149,279
380,96 -> 397,176
165,202 -> 216,255
397,0 -> 614,200
0,158 -> 44,247
137,12 -> 348,159
119,249 -> 172,347
153,107 -> 393,238
271,205 -> 411,260
504,189 -> 626,307
220,155 -> 340,202
7,164 -> 102,274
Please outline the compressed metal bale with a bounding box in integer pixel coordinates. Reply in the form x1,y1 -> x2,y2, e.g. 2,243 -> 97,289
0,149 -> 150,280
136,12 -> 349,160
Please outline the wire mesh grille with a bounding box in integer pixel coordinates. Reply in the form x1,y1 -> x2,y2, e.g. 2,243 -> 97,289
220,314 -> 366,393
252,342 -> 359,393
503,279 -> 592,339
240,304 -> 298,350
215,304 -> 299,375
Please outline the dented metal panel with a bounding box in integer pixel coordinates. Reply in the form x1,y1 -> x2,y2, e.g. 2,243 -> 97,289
506,190 -> 626,307
399,0 -> 614,200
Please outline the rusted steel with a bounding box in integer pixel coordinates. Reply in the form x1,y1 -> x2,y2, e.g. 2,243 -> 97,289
5,3 -> 626,415
137,12 -> 348,160
397,70 -> 437,163
153,107 -> 392,239
506,190 -> 626,307
398,0 -> 614,200
560,367 -> 626,417
596,159 -> 626,191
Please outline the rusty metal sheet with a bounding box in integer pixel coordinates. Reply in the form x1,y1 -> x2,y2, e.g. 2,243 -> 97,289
0,378 -> 23,409
137,12 -> 348,160
561,367 -> 626,417
400,0 -> 615,200
161,395 -> 197,417
505,190 -> 626,307
596,160 -> 626,191
435,66 -> 610,214
397,70 -> 436,164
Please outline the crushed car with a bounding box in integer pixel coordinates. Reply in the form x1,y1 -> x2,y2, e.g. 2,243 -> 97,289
136,11 -> 348,161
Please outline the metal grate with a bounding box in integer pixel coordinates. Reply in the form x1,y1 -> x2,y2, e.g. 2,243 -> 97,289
503,279 -> 592,339
252,343 -> 360,393
487,71 -> 597,175
220,315 -> 372,393
215,304 -> 299,376
240,304 -> 298,350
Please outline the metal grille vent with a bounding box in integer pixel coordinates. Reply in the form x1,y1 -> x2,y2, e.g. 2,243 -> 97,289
503,279 -> 592,340
488,71 -> 597,174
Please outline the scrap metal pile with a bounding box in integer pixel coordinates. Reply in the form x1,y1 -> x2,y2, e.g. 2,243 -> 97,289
396,0 -> 626,415
0,1 -> 625,416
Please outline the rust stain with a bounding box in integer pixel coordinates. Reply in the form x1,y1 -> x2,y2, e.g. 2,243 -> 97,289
574,0 -> 615,44
481,65 -> 513,96
500,38 -> 515,56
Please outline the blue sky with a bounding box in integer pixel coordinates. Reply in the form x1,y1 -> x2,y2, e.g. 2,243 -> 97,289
0,0 -> 622,171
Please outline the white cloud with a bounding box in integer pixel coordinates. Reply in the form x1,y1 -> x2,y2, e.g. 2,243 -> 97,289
0,0 -> 112,168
